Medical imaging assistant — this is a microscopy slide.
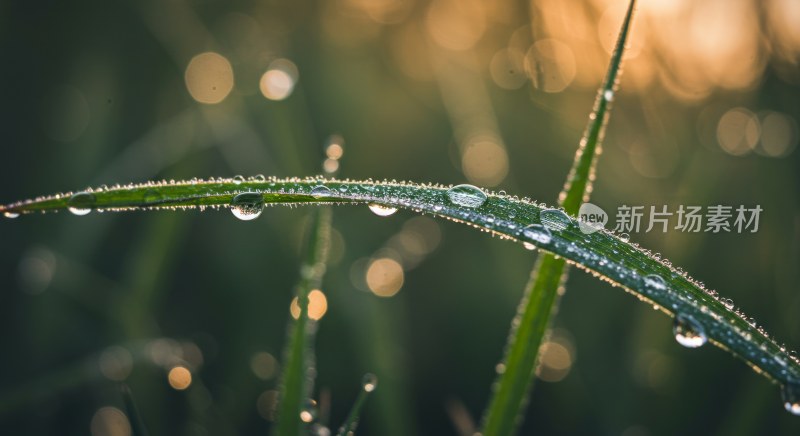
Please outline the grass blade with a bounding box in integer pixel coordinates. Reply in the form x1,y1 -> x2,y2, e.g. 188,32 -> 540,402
273,204 -> 332,436
336,374 -> 377,436
120,384 -> 150,436
481,1 -> 637,434
2,177 -> 799,412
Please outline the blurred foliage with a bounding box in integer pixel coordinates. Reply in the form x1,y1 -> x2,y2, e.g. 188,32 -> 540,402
0,0 -> 799,435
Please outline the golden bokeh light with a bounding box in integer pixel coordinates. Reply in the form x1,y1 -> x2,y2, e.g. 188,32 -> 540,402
167,366 -> 193,390
525,39 -> 576,93
536,332 -> 575,383
717,107 -> 760,156
257,390 -> 279,421
98,346 -> 133,382
290,289 -> 328,320
260,59 -> 298,101
461,138 -> 509,187
490,49 -> 528,90
366,257 -> 404,297
250,351 -> 279,380
184,52 -> 234,104
90,407 -> 131,436
758,112 -> 797,158
426,0 -> 486,51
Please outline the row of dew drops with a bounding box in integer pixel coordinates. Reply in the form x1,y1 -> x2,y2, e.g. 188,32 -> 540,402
3,179 -> 799,415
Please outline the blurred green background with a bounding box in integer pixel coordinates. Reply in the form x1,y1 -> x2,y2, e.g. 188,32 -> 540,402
1,0 -> 799,435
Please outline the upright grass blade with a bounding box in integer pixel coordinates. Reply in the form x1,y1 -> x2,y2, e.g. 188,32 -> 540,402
3,178 -> 800,405
120,384 -> 150,436
336,374 -> 378,436
481,2 -> 637,434
273,204 -> 332,436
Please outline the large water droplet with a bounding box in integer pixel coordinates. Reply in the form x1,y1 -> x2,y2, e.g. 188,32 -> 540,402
540,209 -> 571,231
673,314 -> 707,348
67,192 -> 96,216
603,89 -> 614,102
446,184 -> 486,209
362,373 -> 378,392
3,211 -> 19,219
368,203 -> 397,217
522,224 -> 552,244
643,274 -> 667,291
782,383 -> 800,415
230,192 -> 264,221
310,185 -> 332,198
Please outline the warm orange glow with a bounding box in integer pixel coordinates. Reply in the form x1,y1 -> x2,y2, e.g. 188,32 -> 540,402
167,366 -> 192,390
717,108 -> 760,156
250,351 -> 279,380
184,52 -> 234,104
90,407 -> 131,436
525,39 -> 576,93
290,289 -> 328,320
366,257 -> 404,297
426,0 -> 486,51
461,139 -> 509,187
260,59 -> 298,101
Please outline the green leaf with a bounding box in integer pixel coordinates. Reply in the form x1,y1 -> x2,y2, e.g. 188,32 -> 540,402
336,373 -> 377,436
481,1 -> 637,434
2,178 -> 799,400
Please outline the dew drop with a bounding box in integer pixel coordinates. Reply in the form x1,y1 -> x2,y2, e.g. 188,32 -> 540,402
523,242 -> 536,250
3,211 -> 19,219
362,373 -> 378,392
603,89 -> 614,102
368,203 -> 397,217
619,232 -> 630,242
720,298 -> 734,310
230,192 -> 264,221
523,224 -> 553,244
540,209 -> 571,231
673,314 -> 707,348
67,192 -> 96,216
643,274 -> 667,291
310,185 -> 332,198
232,175 -> 245,185
782,383 -> 800,416
446,184 -> 487,209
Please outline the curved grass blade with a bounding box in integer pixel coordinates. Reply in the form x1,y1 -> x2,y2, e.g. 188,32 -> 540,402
336,373 -> 377,436
481,1 -> 637,434
273,203 -> 333,436
2,177 -> 799,400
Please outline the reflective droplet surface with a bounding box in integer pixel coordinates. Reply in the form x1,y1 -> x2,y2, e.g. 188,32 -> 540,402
368,203 -> 397,217
3,211 -> 19,219
540,209 -> 571,231
782,383 -> 800,416
673,314 -> 707,348
67,192 -> 96,216
720,298 -> 734,310
446,184 -> 487,209
362,373 -> 378,392
603,89 -> 614,102
619,232 -> 630,242
643,274 -> 667,291
523,242 -> 536,251
230,192 -> 264,221
522,224 -> 553,244
232,175 -> 245,185
310,185 -> 332,198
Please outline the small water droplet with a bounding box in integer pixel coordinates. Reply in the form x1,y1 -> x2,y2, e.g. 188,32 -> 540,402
673,314 -> 707,348
252,174 -> 266,182
603,89 -> 614,102
540,209 -> 571,231
446,184 -> 487,209
720,298 -> 734,310
619,232 -> 630,242
67,192 -> 96,216
523,242 -> 536,250
230,192 -> 264,221
368,203 -> 397,217
3,211 -> 19,219
300,399 -> 318,422
522,224 -> 553,244
782,383 -> 800,416
362,373 -> 378,392
310,185 -> 332,198
232,175 -> 245,185
643,274 -> 667,291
